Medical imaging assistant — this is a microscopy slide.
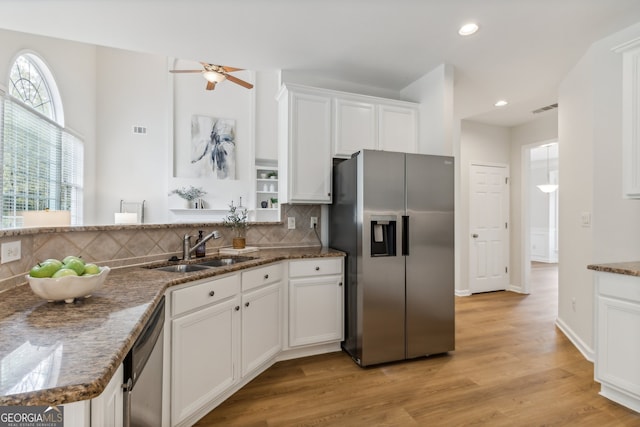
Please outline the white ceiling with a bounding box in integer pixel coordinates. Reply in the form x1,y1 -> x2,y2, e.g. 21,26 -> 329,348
1,0 -> 640,127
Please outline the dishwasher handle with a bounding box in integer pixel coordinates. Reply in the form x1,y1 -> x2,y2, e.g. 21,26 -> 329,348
122,378 -> 132,427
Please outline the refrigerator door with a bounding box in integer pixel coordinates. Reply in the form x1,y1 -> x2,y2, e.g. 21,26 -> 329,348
359,150 -> 406,366
405,154 -> 455,358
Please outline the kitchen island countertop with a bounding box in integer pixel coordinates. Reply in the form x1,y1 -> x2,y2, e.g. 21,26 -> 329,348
0,246 -> 344,406
587,261 -> 640,276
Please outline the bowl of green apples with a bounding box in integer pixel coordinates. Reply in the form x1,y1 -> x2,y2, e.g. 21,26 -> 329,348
26,256 -> 110,303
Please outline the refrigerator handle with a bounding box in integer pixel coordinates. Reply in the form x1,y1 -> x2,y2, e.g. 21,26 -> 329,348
402,215 -> 409,256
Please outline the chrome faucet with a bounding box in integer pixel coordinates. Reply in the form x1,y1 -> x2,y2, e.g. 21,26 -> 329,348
182,230 -> 221,260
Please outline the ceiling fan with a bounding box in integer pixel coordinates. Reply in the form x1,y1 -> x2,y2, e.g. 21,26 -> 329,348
169,62 -> 254,91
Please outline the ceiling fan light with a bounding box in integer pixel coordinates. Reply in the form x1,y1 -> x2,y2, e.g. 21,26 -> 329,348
203,71 -> 226,83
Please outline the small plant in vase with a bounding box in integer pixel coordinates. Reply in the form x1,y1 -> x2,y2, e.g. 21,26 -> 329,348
223,202 -> 249,249
169,186 -> 207,209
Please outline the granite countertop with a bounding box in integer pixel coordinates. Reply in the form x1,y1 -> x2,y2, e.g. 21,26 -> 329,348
0,247 -> 344,406
587,261 -> 640,277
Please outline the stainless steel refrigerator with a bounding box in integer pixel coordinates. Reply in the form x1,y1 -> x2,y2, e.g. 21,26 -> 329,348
329,150 -> 454,367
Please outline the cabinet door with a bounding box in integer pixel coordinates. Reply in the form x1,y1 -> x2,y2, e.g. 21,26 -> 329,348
333,97 -> 377,158
242,282 -> 282,376
378,103 -> 418,153
596,295 -> 640,396
289,275 -> 343,347
171,296 -> 240,426
288,90 -> 332,203
91,364 -> 123,427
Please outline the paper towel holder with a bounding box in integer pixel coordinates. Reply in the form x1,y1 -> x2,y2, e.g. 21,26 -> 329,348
120,200 -> 145,224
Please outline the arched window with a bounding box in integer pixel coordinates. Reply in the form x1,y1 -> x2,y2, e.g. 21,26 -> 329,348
2,52 -> 83,228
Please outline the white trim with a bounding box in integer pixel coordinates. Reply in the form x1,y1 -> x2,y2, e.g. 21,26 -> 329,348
555,317 -> 594,362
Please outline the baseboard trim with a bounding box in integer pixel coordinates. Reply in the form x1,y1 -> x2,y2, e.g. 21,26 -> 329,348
455,289 -> 472,297
555,317 -> 594,362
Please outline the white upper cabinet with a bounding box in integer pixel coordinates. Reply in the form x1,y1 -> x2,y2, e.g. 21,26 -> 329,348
333,95 -> 418,158
278,85 -> 333,204
333,97 -> 377,156
614,37 -> 640,198
278,83 -> 420,204
377,103 -> 418,154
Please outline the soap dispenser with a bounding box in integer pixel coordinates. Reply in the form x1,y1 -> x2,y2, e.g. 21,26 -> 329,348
195,230 -> 206,258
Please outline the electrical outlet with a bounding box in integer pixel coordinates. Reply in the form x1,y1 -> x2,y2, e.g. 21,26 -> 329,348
288,217 -> 296,229
310,217 -> 318,228
1,241 -> 21,263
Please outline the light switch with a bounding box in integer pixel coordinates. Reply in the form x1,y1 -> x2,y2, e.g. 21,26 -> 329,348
580,212 -> 591,227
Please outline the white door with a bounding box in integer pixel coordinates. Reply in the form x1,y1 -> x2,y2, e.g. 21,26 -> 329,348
469,164 -> 509,293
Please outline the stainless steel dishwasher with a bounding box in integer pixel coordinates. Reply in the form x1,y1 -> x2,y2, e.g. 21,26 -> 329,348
123,296 -> 165,427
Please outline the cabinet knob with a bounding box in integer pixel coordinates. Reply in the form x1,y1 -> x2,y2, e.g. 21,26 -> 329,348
245,302 -> 250,307
264,274 -> 269,279
339,282 -> 343,287
315,266 -> 320,271
235,306 -> 240,311
209,290 -> 215,297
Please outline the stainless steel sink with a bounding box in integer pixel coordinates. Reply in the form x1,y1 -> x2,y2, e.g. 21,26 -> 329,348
195,256 -> 256,267
152,256 -> 256,272
154,264 -> 212,273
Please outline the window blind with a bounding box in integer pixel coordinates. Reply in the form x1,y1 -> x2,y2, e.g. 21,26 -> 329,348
1,91 -> 83,228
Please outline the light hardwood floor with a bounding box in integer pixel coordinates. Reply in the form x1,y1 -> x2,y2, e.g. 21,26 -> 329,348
195,263 -> 640,426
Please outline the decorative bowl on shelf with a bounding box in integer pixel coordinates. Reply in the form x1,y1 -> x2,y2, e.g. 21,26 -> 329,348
26,266 -> 110,303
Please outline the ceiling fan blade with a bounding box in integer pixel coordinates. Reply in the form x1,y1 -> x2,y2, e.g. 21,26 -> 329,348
225,74 -> 254,89
169,69 -> 202,73
221,66 -> 244,73
206,81 -> 216,91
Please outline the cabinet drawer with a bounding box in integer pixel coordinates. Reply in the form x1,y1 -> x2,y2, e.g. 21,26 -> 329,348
289,258 -> 342,278
242,263 -> 283,292
172,274 -> 240,316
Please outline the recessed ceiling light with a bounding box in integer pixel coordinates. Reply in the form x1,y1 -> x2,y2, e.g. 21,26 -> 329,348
494,100 -> 508,107
458,23 -> 479,36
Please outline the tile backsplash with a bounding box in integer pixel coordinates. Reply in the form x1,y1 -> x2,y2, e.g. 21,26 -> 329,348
0,204 -> 321,292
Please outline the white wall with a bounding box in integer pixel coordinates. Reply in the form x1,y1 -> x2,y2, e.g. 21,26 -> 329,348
0,29 -> 98,223
94,47 -> 169,224
401,64 -> 455,156
509,112 -> 558,290
556,21 -> 640,358
458,120 -> 511,295
0,28 -> 282,226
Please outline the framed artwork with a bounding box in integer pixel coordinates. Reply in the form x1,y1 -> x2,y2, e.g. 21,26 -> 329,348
190,115 -> 236,180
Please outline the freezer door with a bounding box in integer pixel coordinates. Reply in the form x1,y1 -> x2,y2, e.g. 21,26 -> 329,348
359,150 -> 406,366
405,154 -> 455,358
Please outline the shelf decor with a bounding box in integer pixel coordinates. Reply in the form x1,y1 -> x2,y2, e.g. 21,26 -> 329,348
169,186 -> 207,209
222,202 -> 249,249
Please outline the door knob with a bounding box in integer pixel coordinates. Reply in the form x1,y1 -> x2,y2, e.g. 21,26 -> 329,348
472,234 -> 478,238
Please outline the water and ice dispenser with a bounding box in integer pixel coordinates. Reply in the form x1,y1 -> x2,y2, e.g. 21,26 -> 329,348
370,217 -> 396,257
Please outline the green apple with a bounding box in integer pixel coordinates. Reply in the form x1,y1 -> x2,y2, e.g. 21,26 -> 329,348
43,258 -> 63,269
62,255 -> 84,265
29,261 -> 61,278
82,263 -> 101,275
64,258 -> 85,275
52,268 -> 78,278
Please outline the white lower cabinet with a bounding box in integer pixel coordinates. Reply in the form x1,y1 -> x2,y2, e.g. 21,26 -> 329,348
62,364 -> 123,427
170,274 -> 241,426
91,363 -> 124,427
167,258 -> 342,426
594,271 -> 640,412
288,258 -> 344,347
241,281 -> 282,375
241,263 -> 283,376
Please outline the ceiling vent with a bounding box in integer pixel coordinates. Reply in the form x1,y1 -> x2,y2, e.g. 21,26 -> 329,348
532,103 -> 558,114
